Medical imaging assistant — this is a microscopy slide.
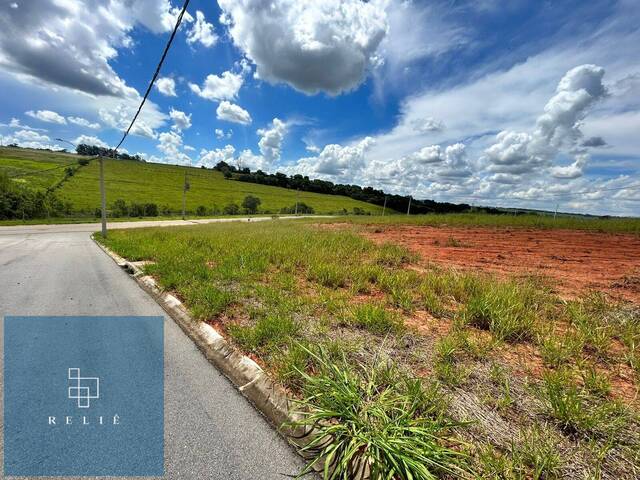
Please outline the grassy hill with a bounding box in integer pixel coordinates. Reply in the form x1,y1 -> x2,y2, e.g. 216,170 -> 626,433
0,147 -> 385,216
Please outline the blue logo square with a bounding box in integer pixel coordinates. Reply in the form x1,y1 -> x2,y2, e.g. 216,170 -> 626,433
4,316 -> 164,476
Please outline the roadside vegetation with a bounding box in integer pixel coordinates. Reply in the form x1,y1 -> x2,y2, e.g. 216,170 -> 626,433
100,219 -> 640,479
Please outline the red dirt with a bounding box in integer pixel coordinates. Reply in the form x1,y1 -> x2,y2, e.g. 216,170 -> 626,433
363,225 -> 640,302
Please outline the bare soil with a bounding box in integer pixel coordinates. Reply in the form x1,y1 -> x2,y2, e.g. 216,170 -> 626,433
362,225 -> 640,302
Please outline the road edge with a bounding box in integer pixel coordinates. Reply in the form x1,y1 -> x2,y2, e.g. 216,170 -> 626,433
91,237 -> 308,445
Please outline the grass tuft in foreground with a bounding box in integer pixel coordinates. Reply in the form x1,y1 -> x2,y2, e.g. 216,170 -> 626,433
289,346 -> 470,480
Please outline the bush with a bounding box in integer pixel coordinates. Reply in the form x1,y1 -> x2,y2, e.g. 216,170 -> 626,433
241,195 -> 261,214
279,202 -> 315,214
223,202 -> 240,215
195,205 -> 208,216
128,202 -> 146,217
0,173 -> 65,219
111,199 -> 128,217
78,158 -> 90,166
144,203 -> 159,217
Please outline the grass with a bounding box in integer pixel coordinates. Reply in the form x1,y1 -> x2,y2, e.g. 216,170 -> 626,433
319,212 -> 640,234
289,346 -> 469,479
98,219 -> 640,478
0,147 -> 384,216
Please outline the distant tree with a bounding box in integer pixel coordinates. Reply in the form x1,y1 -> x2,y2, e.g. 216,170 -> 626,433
223,203 -> 240,215
196,205 -> 208,216
242,195 -> 261,214
111,199 -> 128,217
78,158 -> 90,166
223,170 -> 233,179
144,203 -> 159,217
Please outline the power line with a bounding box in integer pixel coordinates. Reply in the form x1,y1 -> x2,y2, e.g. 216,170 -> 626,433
112,0 -> 191,153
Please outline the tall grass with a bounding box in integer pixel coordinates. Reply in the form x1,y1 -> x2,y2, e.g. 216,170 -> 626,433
289,346 -> 470,479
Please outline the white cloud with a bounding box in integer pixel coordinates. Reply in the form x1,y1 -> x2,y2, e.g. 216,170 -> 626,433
169,108 -> 192,131
411,117 -> 444,133
157,130 -> 192,165
0,0 -> 183,97
215,128 -> 232,139
186,10 -> 217,48
216,101 -> 252,125
74,135 -> 108,148
483,64 -> 607,177
217,0 -> 388,95
26,109 -> 66,124
0,117 -> 46,132
68,116 -> 100,129
292,137 -> 375,179
257,118 -> 287,163
99,103 -> 161,139
156,77 -> 177,97
189,71 -> 243,101
1,129 -> 60,150
198,144 -> 235,167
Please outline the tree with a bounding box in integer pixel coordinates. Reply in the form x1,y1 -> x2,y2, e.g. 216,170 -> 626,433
223,203 -> 240,215
241,195 -> 261,214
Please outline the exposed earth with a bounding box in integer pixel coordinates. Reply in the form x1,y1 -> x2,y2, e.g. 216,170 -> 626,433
361,225 -> 640,302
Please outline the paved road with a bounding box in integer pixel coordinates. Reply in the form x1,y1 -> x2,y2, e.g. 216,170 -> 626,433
0,220 -> 307,479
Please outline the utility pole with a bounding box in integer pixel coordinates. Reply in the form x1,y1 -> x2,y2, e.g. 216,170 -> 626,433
295,188 -> 299,215
99,155 -> 107,238
554,203 -> 559,220
382,196 -> 387,217
406,196 -> 412,215
182,170 -> 190,220
56,137 -> 107,237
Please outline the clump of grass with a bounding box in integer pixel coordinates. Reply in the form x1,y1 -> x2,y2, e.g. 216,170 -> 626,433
229,314 -> 298,353
539,331 -> 584,368
461,280 -> 538,342
489,363 -> 514,411
347,303 -> 404,335
580,364 -> 611,398
511,425 -> 563,479
537,368 -> 627,438
374,242 -> 414,267
289,346 -> 470,479
433,331 -> 469,386
182,283 -> 234,320
307,263 -> 347,288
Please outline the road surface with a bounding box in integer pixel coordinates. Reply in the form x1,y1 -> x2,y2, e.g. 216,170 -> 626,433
0,219 -> 307,479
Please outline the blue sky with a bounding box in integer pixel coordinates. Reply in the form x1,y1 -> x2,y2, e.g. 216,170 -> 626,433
0,0 -> 638,215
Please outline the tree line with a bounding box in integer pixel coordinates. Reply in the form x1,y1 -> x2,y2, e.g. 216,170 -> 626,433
211,161 -> 496,215
75,144 -> 143,162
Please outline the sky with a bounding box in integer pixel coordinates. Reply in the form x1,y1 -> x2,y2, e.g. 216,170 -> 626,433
0,0 -> 638,216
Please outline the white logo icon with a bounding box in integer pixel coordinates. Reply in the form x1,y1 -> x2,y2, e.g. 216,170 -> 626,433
68,368 -> 100,408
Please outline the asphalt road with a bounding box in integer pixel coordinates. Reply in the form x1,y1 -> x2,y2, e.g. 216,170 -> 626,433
0,220 -> 307,479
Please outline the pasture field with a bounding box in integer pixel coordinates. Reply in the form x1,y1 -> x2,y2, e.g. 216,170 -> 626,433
100,218 -> 640,479
0,147 -> 384,217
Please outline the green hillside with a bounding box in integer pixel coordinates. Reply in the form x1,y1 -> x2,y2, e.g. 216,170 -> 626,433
0,147 -> 384,216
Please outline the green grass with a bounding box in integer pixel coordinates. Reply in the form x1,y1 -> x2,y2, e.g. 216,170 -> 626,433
97,219 -> 640,478
0,147 -> 385,216
320,212 -> 640,234
289,346 -> 469,479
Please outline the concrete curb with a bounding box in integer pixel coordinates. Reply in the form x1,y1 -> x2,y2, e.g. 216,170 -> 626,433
92,238 -> 306,442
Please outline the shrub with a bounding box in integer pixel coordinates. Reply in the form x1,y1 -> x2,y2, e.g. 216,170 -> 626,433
78,158 -> 90,166
111,198 -> 128,217
279,202 -> 315,214
0,173 -> 65,219
289,346 -> 469,479
144,203 -> 159,217
241,195 -> 261,214
223,202 -> 240,215
195,205 -> 208,216
128,202 -> 146,217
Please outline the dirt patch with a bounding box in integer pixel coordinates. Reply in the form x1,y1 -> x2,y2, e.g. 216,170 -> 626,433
361,225 -> 640,302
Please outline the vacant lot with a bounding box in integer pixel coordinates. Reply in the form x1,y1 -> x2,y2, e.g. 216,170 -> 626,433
101,217 -> 639,478
360,225 -> 640,302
